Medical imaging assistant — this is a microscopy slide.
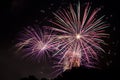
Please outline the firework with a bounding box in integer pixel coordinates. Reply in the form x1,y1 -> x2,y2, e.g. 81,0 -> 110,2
49,2 -> 109,71
15,2 -> 109,76
15,26 -> 57,62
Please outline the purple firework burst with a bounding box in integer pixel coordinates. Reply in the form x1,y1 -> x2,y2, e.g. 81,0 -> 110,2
49,2 -> 109,70
16,27 -> 58,62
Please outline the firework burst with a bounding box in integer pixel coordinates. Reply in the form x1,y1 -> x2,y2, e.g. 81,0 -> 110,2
15,26 -> 57,62
49,2 -> 109,71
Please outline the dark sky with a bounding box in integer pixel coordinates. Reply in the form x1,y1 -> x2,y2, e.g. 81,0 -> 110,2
0,0 -> 120,80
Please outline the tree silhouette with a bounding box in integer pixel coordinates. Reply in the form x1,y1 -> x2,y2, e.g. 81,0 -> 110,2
41,78 -> 48,80
20,75 -> 38,80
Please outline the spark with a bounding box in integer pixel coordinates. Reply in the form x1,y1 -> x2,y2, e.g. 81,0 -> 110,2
76,34 -> 82,39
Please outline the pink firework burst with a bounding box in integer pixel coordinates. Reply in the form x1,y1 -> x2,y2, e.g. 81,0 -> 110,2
49,2 -> 109,71
15,26 -> 57,62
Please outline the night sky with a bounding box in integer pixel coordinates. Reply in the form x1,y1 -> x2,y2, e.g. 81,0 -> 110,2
0,0 -> 120,80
